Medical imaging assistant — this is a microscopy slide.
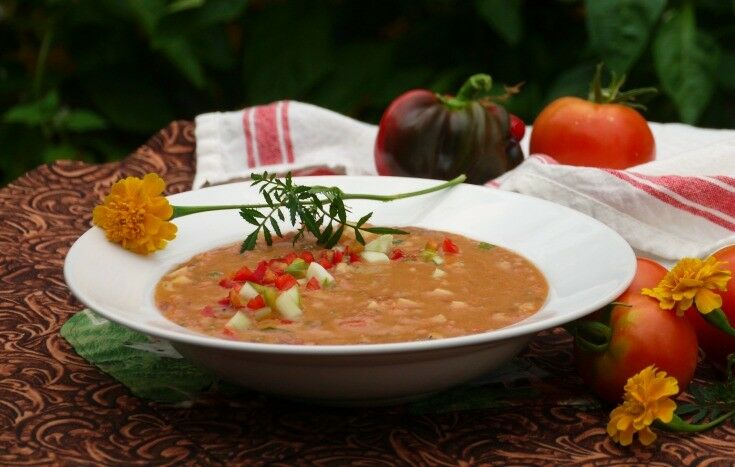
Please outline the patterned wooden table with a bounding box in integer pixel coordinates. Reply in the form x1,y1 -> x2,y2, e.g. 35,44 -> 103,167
1,121 -> 734,466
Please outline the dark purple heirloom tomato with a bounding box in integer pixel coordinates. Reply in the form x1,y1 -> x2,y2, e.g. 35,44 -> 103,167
375,74 -> 524,184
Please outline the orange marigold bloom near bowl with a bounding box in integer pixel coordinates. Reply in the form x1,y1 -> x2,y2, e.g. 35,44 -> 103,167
642,256 -> 731,315
92,173 -> 177,254
607,365 -> 678,447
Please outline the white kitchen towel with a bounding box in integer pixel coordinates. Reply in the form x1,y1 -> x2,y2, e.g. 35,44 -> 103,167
194,100 -> 735,261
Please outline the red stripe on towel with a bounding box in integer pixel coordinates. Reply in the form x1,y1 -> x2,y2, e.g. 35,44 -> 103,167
281,101 -> 295,163
243,108 -> 256,168
254,104 -> 282,166
604,170 -> 735,231
631,173 -> 735,218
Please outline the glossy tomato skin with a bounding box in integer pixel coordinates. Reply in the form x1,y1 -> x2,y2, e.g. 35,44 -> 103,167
375,89 -> 523,184
684,245 -> 735,375
574,257 -> 698,402
530,97 -> 655,169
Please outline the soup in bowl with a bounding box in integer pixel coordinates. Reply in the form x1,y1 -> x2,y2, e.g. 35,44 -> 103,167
156,228 -> 548,345
65,176 -> 635,404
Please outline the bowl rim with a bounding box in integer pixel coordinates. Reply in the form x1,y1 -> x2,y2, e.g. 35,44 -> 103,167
64,175 -> 636,356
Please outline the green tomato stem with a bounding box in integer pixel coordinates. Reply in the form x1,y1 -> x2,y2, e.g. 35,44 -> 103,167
437,74 -> 494,110
171,174 -> 466,219
703,308 -> 735,337
564,320 -> 612,353
656,411 -> 735,433
587,63 -> 657,109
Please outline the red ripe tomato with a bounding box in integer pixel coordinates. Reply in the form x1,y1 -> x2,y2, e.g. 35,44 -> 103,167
573,257 -> 698,402
530,96 -> 654,169
684,245 -> 735,375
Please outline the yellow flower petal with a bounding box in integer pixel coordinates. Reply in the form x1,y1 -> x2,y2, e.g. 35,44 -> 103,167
643,256 -> 731,315
92,173 -> 176,255
694,288 -> 723,314
607,365 -> 679,447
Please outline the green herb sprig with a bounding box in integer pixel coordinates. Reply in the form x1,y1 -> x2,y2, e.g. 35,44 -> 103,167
172,172 -> 466,252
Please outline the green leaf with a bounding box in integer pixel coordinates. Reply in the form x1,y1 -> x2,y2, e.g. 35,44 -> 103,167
83,68 -> 175,134
653,5 -> 720,124
243,4 -> 334,103
475,0 -> 523,46
152,36 -> 206,88
240,230 -> 259,252
61,109 -> 107,132
3,91 -> 59,126
586,0 -> 666,74
478,242 -> 495,250
269,217 -> 282,238
42,144 -> 78,162
325,224 -> 344,249
356,212 -> 372,227
126,0 -> 168,35
166,0 -> 205,14
363,227 -> 409,235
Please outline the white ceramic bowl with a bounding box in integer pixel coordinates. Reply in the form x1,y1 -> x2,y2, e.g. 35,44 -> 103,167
65,176 -> 635,405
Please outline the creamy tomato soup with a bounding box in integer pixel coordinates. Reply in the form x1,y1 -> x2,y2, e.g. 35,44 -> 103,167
156,228 -> 548,345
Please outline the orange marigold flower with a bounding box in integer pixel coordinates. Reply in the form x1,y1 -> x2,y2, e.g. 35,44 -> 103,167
642,256 -> 731,315
92,173 -> 177,254
607,366 -> 678,447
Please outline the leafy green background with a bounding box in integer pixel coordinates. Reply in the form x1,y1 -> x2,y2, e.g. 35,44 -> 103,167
1,0 -> 734,185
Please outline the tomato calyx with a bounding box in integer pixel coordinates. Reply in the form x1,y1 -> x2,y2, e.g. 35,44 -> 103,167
436,74 -> 495,110
565,301 -> 632,353
588,63 -> 657,110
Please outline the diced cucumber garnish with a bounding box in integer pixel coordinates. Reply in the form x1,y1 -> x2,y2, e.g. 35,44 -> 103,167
306,261 -> 335,286
275,287 -> 302,320
225,311 -> 252,331
365,234 -> 393,254
250,283 -> 278,309
478,242 -> 495,250
360,251 -> 390,263
421,249 -> 444,265
432,268 -> 447,278
253,306 -> 272,320
239,282 -> 259,301
285,258 -> 308,278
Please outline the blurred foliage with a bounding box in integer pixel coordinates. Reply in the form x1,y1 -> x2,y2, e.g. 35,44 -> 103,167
1,0 -> 734,185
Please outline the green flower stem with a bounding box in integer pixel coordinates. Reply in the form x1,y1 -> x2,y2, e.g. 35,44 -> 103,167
171,174 -> 466,219
656,411 -> 735,433
703,308 -> 735,337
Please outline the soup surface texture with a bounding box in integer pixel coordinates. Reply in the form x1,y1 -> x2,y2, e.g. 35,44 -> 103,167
156,228 -> 548,345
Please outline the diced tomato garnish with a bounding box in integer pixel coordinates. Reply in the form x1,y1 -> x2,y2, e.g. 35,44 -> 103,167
306,277 -> 321,290
349,252 -> 361,263
217,296 -> 231,306
246,295 -> 266,310
279,319 -> 294,325
219,277 -> 237,289
250,261 -> 269,284
268,259 -> 287,274
442,238 -> 460,254
318,258 -> 333,270
262,268 -> 278,284
200,305 -> 215,317
298,251 -> 314,263
232,266 -> 253,282
332,249 -> 344,264
275,274 -> 297,291
389,249 -> 405,260
222,327 -> 237,338
229,288 -> 244,308
283,252 -> 298,265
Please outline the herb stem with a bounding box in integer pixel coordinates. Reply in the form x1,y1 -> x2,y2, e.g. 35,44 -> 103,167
171,175 -> 466,219
341,174 -> 467,201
